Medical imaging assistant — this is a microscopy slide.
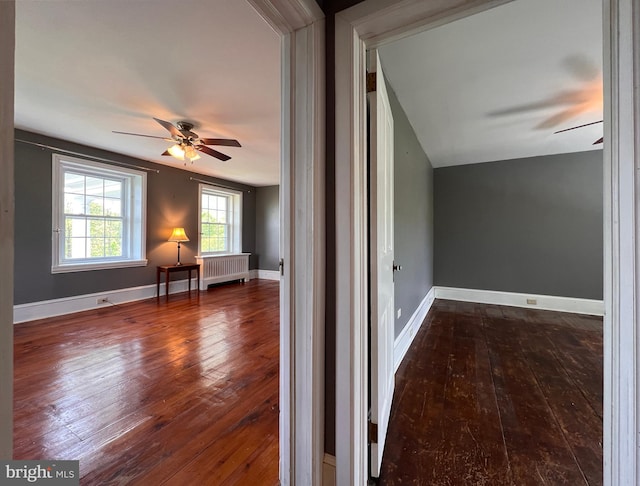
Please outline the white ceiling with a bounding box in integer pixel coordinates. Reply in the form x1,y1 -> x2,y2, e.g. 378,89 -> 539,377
378,0 -> 603,168
15,0 -> 281,187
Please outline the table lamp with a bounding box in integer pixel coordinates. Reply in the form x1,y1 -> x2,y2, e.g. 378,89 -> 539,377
168,227 -> 189,266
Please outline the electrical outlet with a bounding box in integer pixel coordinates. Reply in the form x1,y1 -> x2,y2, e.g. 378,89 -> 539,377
397,308 -> 402,319
526,298 -> 537,305
97,297 -> 110,304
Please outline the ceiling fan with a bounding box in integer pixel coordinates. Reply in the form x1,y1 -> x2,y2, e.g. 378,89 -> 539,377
113,118 -> 241,163
554,120 -> 603,145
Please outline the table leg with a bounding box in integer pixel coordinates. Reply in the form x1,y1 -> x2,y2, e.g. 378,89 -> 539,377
165,269 -> 169,300
197,267 -> 200,291
188,269 -> 192,292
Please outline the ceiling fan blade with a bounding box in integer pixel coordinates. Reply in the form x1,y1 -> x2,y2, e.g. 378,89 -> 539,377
199,138 -> 242,147
593,137 -> 604,145
154,118 -> 183,139
537,105 -> 588,130
554,120 -> 603,134
197,145 -> 231,161
487,99 -> 569,117
112,131 -> 172,141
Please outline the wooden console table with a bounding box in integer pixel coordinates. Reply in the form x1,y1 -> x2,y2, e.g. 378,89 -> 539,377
157,263 -> 200,300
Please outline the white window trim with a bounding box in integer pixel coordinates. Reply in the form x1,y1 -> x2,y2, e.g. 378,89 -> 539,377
51,154 -> 147,273
197,184 -> 243,256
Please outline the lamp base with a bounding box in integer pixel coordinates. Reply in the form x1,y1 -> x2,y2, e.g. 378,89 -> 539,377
175,262 -> 183,266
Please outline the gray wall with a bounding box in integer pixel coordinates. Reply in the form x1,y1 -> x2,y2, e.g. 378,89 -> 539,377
434,150 -> 603,300
14,129 -> 258,305
388,86 -> 434,338
255,185 -> 280,271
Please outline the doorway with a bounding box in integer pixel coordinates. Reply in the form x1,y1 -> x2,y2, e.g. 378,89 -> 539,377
335,0 -> 639,484
1,1 -> 326,484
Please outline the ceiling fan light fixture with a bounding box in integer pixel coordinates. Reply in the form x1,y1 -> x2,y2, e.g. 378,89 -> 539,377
168,143 -> 185,160
113,118 -> 240,162
184,145 -> 199,161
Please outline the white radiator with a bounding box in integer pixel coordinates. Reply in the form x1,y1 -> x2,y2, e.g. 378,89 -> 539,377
196,253 -> 250,288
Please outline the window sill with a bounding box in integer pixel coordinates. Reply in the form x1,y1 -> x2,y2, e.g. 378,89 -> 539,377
51,259 -> 148,274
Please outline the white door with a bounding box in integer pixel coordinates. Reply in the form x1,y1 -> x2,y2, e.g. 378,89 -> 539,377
368,49 -> 395,479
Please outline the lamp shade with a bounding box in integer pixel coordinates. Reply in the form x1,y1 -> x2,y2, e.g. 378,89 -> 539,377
184,145 -> 198,161
168,227 -> 190,242
168,144 -> 185,160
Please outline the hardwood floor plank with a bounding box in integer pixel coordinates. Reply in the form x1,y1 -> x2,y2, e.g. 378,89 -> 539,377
14,280 -> 279,485
483,316 -> 588,485
378,314 -> 454,483
437,311 -> 513,485
517,329 -> 602,485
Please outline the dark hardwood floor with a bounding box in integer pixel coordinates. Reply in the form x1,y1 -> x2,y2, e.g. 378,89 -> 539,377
13,280 -> 279,485
379,299 -> 603,486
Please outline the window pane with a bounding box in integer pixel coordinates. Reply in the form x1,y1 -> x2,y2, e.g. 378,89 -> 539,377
212,238 -> 226,252
64,193 -> 85,214
104,180 -> 121,199
85,177 -> 104,196
105,220 -> 122,238
64,173 -> 85,194
66,237 -> 87,259
89,219 -> 105,237
104,197 -> 122,217
89,237 -> 105,258
66,217 -> 87,237
105,238 -> 122,257
86,196 -> 105,216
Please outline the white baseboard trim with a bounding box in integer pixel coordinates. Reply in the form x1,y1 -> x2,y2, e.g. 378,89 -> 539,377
434,286 -> 604,316
394,287 -> 436,372
250,269 -> 280,281
322,453 -> 336,486
13,278 -> 198,324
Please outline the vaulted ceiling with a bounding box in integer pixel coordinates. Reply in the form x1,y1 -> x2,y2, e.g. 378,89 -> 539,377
15,0 -> 281,186
379,0 -> 603,168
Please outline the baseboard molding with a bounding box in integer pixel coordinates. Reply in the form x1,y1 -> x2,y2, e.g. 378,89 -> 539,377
322,453 -> 336,486
394,287 -> 436,372
250,269 -> 280,281
434,286 -> 604,316
15,271 -> 282,324
13,278 -> 198,324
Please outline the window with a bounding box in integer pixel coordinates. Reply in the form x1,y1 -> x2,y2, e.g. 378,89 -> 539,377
199,185 -> 242,254
52,154 -> 147,273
